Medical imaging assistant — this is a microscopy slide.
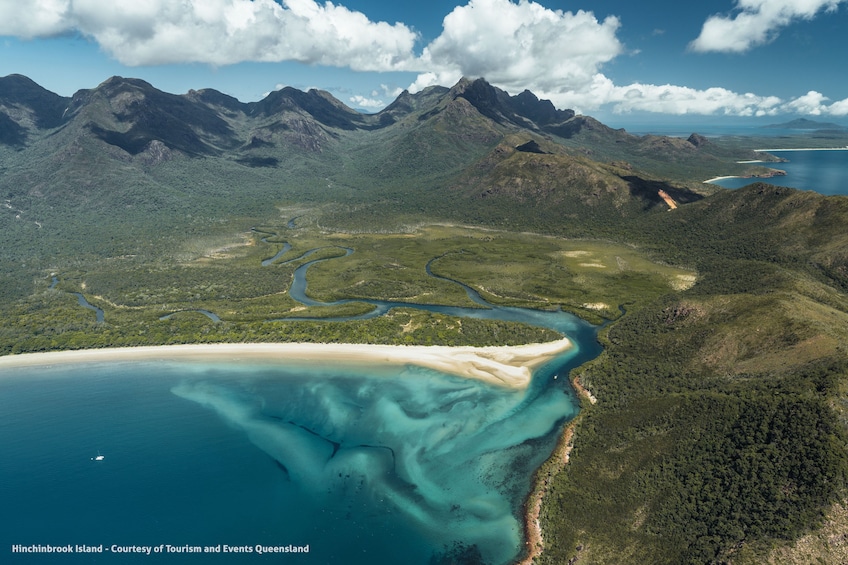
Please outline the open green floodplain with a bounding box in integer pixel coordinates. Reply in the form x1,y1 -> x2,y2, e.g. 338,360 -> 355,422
3,221 -> 693,354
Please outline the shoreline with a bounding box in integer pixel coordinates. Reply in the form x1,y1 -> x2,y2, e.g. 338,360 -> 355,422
0,339 -> 572,389
706,146 -> 848,185
703,175 -> 742,183
703,169 -> 786,184
515,375 -> 596,565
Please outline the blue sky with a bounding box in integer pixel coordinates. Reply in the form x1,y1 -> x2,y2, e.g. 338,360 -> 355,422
2,0 -> 847,126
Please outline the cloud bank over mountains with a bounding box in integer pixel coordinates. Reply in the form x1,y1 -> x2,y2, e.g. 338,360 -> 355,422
2,0 -> 848,117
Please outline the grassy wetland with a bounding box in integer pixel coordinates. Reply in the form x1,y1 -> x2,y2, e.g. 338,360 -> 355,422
0,218 -> 694,355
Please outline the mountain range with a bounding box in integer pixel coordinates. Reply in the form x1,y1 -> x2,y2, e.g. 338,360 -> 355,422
0,73 -> 595,153
0,73 -> 758,172
1,73 -> 773,264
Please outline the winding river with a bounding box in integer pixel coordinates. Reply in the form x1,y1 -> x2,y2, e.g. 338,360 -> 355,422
274,242 -> 597,346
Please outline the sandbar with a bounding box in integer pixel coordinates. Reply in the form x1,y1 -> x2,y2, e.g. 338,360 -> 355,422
0,339 -> 572,389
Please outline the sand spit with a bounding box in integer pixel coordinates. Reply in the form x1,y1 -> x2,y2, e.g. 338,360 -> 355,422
0,339 -> 572,390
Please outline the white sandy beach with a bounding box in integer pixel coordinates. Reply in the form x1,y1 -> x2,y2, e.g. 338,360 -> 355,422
703,171 -> 785,184
703,175 -> 743,183
0,339 -> 573,389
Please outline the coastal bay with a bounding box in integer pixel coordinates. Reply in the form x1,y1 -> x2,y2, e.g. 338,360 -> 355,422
0,333 -> 593,565
0,221 -> 708,564
706,148 -> 848,194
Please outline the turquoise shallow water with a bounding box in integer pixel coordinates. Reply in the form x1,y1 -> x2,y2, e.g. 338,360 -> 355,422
0,330 -> 596,564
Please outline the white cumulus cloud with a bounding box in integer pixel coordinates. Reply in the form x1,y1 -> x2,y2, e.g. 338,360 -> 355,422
2,0 -> 847,119
505,73 -> 785,117
781,91 -> 848,116
826,97 -> 848,116
783,90 -> 829,115
0,0 -> 70,37
349,94 -> 384,109
553,80 -> 848,118
411,0 -> 623,96
0,0 -> 419,71
690,0 -> 845,53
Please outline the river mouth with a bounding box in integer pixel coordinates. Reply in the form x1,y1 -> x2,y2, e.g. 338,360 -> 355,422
30,232 -> 604,564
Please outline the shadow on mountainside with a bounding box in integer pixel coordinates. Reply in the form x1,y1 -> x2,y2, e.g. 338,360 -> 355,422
622,175 -> 704,210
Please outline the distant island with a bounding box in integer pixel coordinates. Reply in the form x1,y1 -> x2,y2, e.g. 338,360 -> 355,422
762,117 -> 846,130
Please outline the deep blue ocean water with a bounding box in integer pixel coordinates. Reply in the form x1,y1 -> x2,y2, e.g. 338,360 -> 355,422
0,345 -> 589,564
616,123 -> 848,195
708,149 -> 848,195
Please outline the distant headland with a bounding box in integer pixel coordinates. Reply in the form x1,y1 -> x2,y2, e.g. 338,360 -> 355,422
761,117 -> 846,130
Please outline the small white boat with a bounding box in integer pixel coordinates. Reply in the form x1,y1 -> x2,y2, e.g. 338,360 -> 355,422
92,452 -> 105,461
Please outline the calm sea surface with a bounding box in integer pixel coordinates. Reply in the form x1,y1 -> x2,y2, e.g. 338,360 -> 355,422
616,123 -> 848,195
708,149 -> 848,195
0,340 -> 593,564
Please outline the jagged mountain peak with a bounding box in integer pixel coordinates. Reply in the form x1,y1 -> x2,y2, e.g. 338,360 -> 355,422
379,89 -> 415,115
376,85 -> 449,124
184,88 -> 245,114
58,75 -> 240,157
0,73 -> 55,95
65,76 -> 164,111
447,77 -> 514,122
66,76 -> 166,117
97,75 -> 157,91
441,77 -> 578,137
